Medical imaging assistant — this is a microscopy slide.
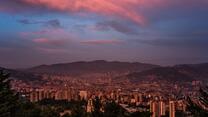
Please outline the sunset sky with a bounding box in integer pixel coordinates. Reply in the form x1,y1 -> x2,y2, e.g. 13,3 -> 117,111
0,0 -> 208,68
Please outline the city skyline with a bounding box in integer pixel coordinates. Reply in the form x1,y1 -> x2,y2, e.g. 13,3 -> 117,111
1,0 -> 208,68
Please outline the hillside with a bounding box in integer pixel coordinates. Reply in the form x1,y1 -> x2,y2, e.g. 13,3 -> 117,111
26,60 -> 159,75
0,67 -> 42,81
119,63 -> 208,83
1,62 -> 208,83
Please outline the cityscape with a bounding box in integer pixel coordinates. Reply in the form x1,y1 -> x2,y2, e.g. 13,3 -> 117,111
1,0 -> 208,117
2,60 -> 208,117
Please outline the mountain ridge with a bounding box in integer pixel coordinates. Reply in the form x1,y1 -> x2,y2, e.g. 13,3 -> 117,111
26,60 -> 159,75
1,61 -> 208,83
118,63 -> 208,83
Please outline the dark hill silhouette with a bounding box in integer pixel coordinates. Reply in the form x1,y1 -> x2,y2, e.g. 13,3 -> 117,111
1,62 -> 208,83
0,67 -> 42,81
119,63 -> 208,83
26,60 -> 159,75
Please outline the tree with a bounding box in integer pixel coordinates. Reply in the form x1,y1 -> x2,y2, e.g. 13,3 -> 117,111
130,111 -> 151,117
14,102 -> 42,117
187,87 -> 208,117
103,101 -> 127,117
70,101 -> 87,117
40,106 -> 59,117
92,97 -> 103,117
175,110 -> 186,117
62,113 -> 71,117
0,70 -> 18,117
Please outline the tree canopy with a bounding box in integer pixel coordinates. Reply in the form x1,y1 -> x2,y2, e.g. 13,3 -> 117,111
0,70 -> 18,117
187,87 -> 208,117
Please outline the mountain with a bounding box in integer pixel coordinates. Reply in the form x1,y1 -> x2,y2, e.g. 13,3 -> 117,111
0,67 -> 42,81
119,63 -> 208,83
26,60 -> 159,75
173,63 -> 208,80
2,61 -> 207,83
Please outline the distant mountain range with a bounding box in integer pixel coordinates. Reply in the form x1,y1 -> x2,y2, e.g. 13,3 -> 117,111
26,60 -> 158,75
118,63 -> 208,83
1,61 -> 208,83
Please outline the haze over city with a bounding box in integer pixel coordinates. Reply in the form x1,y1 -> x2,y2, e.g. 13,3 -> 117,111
1,0 -> 208,68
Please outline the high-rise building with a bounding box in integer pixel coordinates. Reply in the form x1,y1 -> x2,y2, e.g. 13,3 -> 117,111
87,99 -> 93,112
150,100 -> 166,117
63,90 -> 69,100
30,91 -> 39,102
169,101 -> 175,117
38,90 -> 44,100
150,101 -> 157,117
139,93 -> 143,103
79,91 -> 88,100
159,101 -> 166,116
30,91 -> 35,102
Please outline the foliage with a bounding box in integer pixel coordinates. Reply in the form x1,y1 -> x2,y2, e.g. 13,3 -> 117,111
0,70 -> 18,117
70,101 -> 87,117
187,87 -> 208,117
175,111 -> 186,117
129,111 -> 151,117
14,102 -> 59,117
103,101 -> 127,117
91,96 -> 103,117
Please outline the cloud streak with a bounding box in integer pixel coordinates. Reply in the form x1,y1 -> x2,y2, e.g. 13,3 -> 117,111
0,0 -> 151,25
1,0 -> 208,25
32,38 -> 67,46
95,20 -> 139,35
35,47 -> 68,54
17,19 -> 62,28
81,39 -> 123,45
135,38 -> 208,49
22,0 -> 147,25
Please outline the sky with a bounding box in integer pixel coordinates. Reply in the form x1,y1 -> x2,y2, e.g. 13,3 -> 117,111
0,0 -> 208,68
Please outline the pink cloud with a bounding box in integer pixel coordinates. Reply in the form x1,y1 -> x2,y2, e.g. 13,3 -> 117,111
22,0 -> 149,25
2,0 -> 208,26
81,39 -> 123,45
2,0 -> 208,25
33,38 -> 67,46
33,38 -> 50,43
